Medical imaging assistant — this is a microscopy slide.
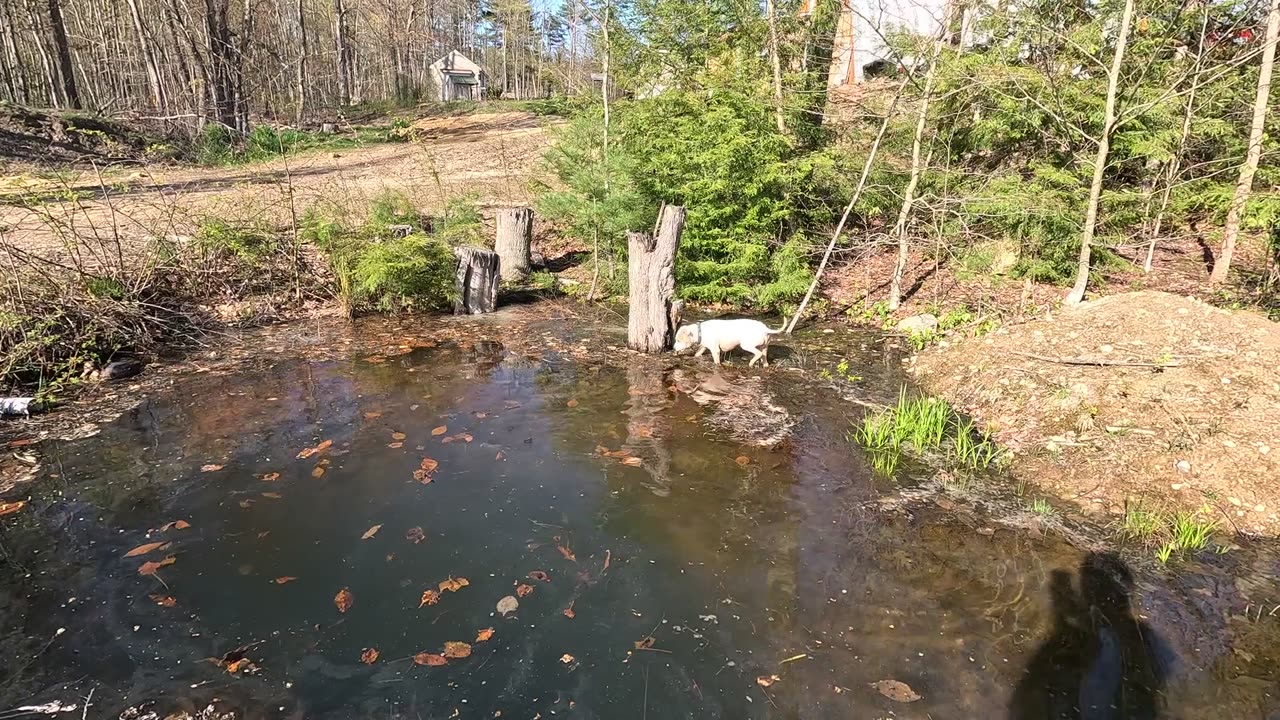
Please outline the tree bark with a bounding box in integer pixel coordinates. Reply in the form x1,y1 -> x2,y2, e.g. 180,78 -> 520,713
627,204 -> 685,354
46,0 -> 78,108
334,0 -> 352,106
453,246 -> 500,314
1065,0 -> 1136,305
766,0 -> 786,134
495,206 -> 533,281
125,0 -> 164,109
1209,0 -> 1279,285
295,0 -> 308,123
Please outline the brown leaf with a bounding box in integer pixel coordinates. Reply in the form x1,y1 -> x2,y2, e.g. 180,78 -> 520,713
757,675 -> 780,688
634,636 -> 655,650
420,457 -> 439,472
201,464 -> 224,472
361,524 -> 382,540
334,587 -> 353,613
261,492 -> 283,499
406,527 -> 426,544
124,541 -> 170,558
560,653 -> 575,664
495,451 -> 505,461
163,520 -> 191,531
735,456 -> 750,467
361,648 -> 380,664
387,442 -> 404,449
602,549 -> 612,574
225,658 -> 251,674
527,570 -> 550,582
621,456 -> 643,467
871,679 -> 922,703
363,412 -> 382,420
431,426 -> 448,436
442,641 -> 472,659
439,576 -> 470,593
297,439 -> 333,459
475,627 -> 495,643
562,603 -> 576,619
566,399 -> 579,408
0,500 -> 26,517
419,589 -> 441,607
515,583 -> 534,598
260,472 -> 280,482
414,652 -> 448,666
557,544 -> 577,563
496,595 -> 519,615
442,433 -> 473,444
391,431 -> 407,441
138,556 -> 176,576
311,465 -> 327,478
274,576 -> 297,584
149,594 -> 177,607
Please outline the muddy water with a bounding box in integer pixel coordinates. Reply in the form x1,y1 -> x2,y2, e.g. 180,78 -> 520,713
1,309 -> 1278,719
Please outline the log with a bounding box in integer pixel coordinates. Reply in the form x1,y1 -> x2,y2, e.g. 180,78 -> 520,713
495,207 -> 534,281
627,205 -> 685,353
453,246 -> 500,314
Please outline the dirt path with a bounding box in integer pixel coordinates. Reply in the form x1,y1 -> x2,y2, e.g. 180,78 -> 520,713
0,111 -> 556,262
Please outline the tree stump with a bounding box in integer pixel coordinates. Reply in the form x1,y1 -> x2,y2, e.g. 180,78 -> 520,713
627,204 -> 686,353
453,246 -> 500,314
495,207 -> 534,281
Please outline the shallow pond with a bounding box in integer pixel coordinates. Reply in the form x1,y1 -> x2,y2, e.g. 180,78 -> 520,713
1,307 -> 1278,719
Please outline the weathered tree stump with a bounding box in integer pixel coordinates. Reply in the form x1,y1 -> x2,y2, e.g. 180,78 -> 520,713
495,207 -> 534,281
453,246 -> 500,314
627,204 -> 686,353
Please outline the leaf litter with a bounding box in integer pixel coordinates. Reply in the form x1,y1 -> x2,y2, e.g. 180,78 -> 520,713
138,556 -> 176,576
334,587 -> 353,613
361,648 -> 380,664
361,524 -> 382,540
872,679 -> 921,702
439,576 -> 470,593
442,641 -> 471,659
297,440 -> 333,459
475,628 -> 495,642
414,652 -> 448,667
419,589 -> 441,607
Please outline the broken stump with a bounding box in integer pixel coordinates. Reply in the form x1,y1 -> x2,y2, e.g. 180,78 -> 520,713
627,204 -> 686,353
495,207 -> 534,282
453,246 -> 500,314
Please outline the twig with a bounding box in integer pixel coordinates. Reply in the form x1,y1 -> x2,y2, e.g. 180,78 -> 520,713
81,688 -> 94,720
1010,351 -> 1182,368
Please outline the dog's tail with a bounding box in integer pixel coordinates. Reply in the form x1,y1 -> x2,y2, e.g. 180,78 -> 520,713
768,316 -> 790,334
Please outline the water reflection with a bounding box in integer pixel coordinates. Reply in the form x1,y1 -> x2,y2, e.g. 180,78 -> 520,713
1010,552 -> 1177,720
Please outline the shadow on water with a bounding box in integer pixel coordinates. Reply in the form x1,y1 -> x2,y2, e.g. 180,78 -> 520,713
0,308 -> 1277,719
1009,553 -> 1175,720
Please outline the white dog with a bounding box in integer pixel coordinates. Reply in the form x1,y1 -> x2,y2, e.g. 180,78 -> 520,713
673,318 -> 787,367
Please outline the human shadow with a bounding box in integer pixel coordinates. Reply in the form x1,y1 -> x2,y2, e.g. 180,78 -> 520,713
1008,552 -> 1176,720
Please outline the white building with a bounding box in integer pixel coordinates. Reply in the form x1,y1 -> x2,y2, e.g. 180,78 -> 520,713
807,0 -> 951,85
428,51 -> 486,102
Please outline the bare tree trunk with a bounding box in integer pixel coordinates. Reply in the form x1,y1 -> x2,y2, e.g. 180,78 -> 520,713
627,205 -> 686,354
334,0 -> 352,106
786,77 -> 908,334
125,0 -> 165,109
46,0 -> 78,107
1064,0 -> 1135,305
295,0 -> 308,123
453,246 -> 500,314
495,206 -> 533,281
1144,45 -> 1204,273
887,9 -> 951,310
1209,0 -> 1279,285
766,0 -> 786,134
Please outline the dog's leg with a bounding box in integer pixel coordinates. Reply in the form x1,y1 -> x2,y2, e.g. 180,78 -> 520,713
694,345 -> 707,358
710,346 -> 722,365
743,344 -> 763,367
761,346 -> 769,367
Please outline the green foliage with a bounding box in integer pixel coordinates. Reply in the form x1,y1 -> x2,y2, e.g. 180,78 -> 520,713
433,195 -> 487,247
347,234 -> 458,313
368,189 -> 421,230
852,387 -> 1003,475
196,218 -> 281,263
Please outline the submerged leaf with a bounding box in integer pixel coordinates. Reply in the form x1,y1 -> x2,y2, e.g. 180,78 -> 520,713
562,602 -> 576,619
496,595 -> 519,615
419,589 -> 441,607
260,473 -> 280,482
157,520 -> 191,532
515,583 -> 534,598
391,431 -> 407,441
476,627 -> 495,642
361,524 -> 382,540
735,456 -> 750,467
634,636 -> 656,650
274,576 -> 298,584
311,465 -> 327,478
334,587 -> 354,613
757,675 -> 780,688
361,648 -> 380,664
149,594 -> 177,607
621,456 -> 643,467
557,545 -> 577,563
414,652 -> 448,666
528,570 -> 550,582
124,541 -> 170,558
138,556 -> 176,576
439,576 -> 470,593
871,679 -> 921,703
442,641 -> 471,659
261,492 -> 283,499
566,399 -> 579,408
431,426 -> 448,436
406,527 -> 426,544
201,464 -> 224,472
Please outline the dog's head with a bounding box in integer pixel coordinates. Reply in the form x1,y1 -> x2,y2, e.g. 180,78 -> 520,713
672,323 -> 700,352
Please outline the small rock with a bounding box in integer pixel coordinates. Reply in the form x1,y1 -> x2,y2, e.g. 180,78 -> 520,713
1175,460 -> 1191,474
1100,344 -> 1113,354
1171,483 -> 1185,490
1259,445 -> 1270,455
1255,504 -> 1267,513
895,314 -> 939,334
1228,496 -> 1242,506
976,527 -> 995,536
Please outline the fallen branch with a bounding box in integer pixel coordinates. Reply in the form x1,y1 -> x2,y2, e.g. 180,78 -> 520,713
1010,351 -> 1183,368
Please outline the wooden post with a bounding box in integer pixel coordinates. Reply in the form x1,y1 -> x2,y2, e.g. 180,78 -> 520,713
495,207 -> 533,281
627,204 -> 685,353
453,246 -> 500,314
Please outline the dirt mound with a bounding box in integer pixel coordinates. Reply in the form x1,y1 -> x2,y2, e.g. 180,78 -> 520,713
0,104 -> 159,167
909,291 -> 1280,536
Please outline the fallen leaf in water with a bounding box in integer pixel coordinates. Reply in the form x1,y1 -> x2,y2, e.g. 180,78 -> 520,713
735,456 -> 750,467
0,501 -> 26,517
260,473 -> 280,482
334,587 -> 353,613
414,652 -> 448,666
261,492 -> 283,499
257,531 -> 270,539
560,654 -> 575,664
601,550 -> 612,574
495,451 -> 505,461
476,627 -> 495,642
274,576 -> 297,584
528,570 -> 550,582
201,464 -> 224,472
363,412 -> 382,420
149,594 -> 177,607
387,442 -> 404,449
138,556 -> 176,576
557,544 -> 577,563
420,457 -> 439,472
515,583 -> 534,598
239,499 -> 253,508
567,399 -> 579,408
871,679 -> 921,703
312,465 -> 327,478
496,595 -> 519,615
361,648 -> 379,664
443,641 -> 471,659
406,527 -> 426,544
431,426 -> 448,436
297,440 -> 333,459
757,675 -> 780,688
621,456 -> 643,467
634,636 -> 656,650
124,541 -> 170,558
562,603 -> 576,619
225,658 -> 251,673
441,433 -> 473,444
391,431 -> 407,441
439,576 -> 470,593
419,590 -> 441,607
362,524 -> 382,540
